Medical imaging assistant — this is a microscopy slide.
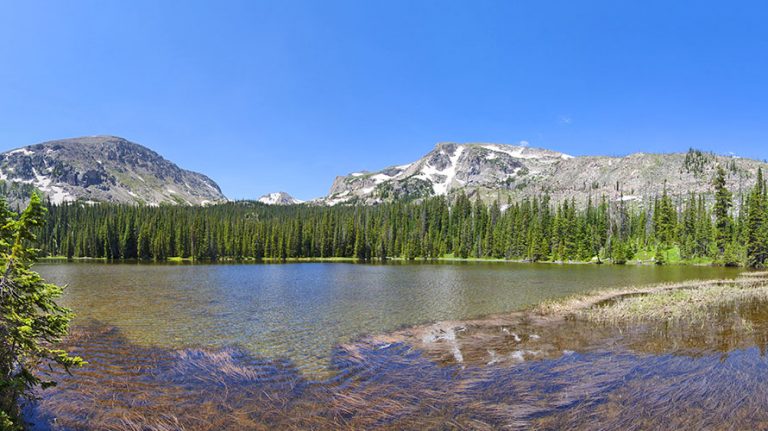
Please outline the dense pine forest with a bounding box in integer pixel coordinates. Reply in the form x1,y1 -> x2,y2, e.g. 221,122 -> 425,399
35,167 -> 768,268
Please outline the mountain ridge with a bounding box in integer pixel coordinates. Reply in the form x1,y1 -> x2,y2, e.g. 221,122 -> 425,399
317,142 -> 767,207
3,137 -> 765,209
0,135 -> 227,206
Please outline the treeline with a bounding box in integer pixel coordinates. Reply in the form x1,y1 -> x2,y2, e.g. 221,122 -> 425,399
35,167 -> 768,267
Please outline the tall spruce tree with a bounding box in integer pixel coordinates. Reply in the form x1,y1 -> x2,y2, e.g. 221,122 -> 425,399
653,184 -> 677,247
713,166 -> 733,256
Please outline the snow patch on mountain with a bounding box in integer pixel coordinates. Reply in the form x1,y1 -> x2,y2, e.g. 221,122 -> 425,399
371,173 -> 392,184
323,142 -> 573,204
258,192 -> 303,205
418,145 -> 465,195
325,190 -> 352,206
8,148 -> 34,156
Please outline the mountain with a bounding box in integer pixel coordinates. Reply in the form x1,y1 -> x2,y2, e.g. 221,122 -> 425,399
0,136 -> 227,206
321,142 -> 767,206
258,192 -> 303,205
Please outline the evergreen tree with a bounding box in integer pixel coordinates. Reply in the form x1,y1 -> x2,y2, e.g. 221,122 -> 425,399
653,185 -> 677,247
713,166 -> 733,256
0,194 -> 84,428
31,184 -> 766,267
745,168 -> 768,268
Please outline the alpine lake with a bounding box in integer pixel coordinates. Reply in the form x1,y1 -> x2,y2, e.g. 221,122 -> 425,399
25,261 -> 768,430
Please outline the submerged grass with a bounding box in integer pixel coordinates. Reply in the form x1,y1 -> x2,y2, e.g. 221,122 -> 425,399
28,271 -> 768,430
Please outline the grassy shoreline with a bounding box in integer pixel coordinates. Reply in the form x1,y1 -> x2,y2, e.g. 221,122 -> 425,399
535,271 -> 768,323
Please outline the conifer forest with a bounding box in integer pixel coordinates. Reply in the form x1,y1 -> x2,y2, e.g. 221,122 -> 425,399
37,167 -> 768,268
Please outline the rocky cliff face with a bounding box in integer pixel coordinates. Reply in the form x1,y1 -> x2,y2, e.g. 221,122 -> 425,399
320,142 -> 767,207
0,136 -> 227,206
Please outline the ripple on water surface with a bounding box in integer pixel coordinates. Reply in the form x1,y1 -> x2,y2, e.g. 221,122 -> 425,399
36,261 -> 742,376
26,277 -> 768,430
26,265 -> 768,431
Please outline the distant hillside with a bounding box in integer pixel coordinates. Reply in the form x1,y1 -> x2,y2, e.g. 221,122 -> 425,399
320,143 -> 767,207
0,136 -> 227,206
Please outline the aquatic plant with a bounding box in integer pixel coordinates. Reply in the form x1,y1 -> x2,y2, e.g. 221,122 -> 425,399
29,273 -> 768,430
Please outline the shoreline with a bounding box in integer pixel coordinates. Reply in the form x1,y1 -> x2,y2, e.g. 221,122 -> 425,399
37,254 -> 736,267
357,271 -> 768,367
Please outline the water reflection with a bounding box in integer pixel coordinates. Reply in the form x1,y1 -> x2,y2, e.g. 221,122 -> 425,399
36,262 -> 741,376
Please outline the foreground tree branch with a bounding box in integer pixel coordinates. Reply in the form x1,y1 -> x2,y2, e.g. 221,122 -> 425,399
0,193 -> 83,429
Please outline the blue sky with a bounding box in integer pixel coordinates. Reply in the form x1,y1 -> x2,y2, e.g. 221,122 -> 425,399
1,1 -> 767,200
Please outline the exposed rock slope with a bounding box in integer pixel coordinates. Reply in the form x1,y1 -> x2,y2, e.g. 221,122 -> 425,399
322,142 -> 767,206
0,136 -> 227,206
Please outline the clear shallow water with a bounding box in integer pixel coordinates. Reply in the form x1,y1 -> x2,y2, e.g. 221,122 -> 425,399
28,274 -> 768,430
37,261 -> 741,376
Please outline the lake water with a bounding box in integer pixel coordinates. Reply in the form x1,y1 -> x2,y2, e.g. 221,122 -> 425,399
31,262 -> 768,430
37,261 -> 741,376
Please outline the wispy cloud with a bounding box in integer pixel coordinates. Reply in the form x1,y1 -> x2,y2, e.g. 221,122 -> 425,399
558,115 -> 573,125
519,140 -> 530,147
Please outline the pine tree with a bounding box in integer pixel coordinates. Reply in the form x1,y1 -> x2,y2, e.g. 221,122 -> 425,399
653,185 -> 677,247
31,185 -> 755,266
713,166 -> 733,256
0,194 -> 84,428
746,168 -> 768,268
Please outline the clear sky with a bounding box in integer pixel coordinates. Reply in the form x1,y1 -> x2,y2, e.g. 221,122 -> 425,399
1,1 -> 767,200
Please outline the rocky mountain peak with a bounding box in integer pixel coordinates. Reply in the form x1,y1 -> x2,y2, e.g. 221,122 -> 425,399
0,136 -> 227,206
258,192 -> 303,205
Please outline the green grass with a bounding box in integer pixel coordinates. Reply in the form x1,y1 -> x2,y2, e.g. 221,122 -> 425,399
630,246 -> 716,266
631,248 -> 655,261
37,251 -> 724,267
167,256 -> 194,262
